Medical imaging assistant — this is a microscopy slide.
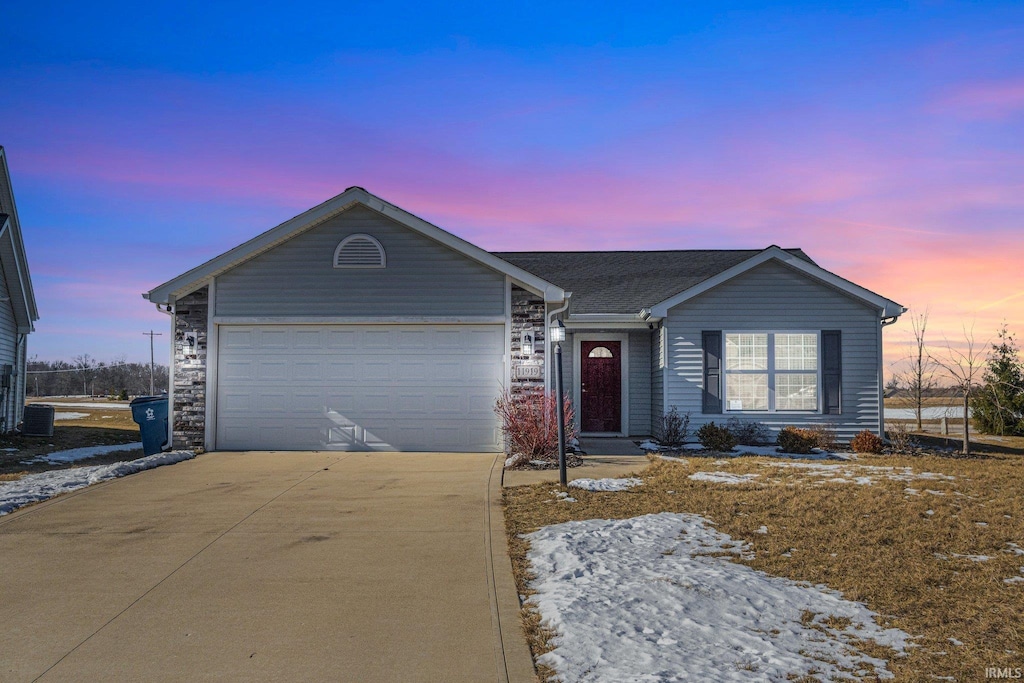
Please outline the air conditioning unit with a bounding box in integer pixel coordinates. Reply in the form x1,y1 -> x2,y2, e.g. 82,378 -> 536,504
23,404 -> 55,437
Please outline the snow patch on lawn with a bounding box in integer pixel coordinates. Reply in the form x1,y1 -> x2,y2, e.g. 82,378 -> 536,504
689,471 -> 759,484
53,412 -> 89,421
568,477 -> 643,492
0,451 -> 194,515
36,442 -> 144,464
526,513 -> 911,682
767,462 -> 956,486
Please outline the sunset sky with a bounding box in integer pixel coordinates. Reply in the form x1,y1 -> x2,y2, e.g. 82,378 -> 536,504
2,1 -> 1022,374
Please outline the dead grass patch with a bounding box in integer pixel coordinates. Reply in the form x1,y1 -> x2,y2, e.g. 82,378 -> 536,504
0,411 -> 142,477
504,452 -> 1024,682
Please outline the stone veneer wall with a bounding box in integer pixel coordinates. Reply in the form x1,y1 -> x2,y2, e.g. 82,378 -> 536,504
510,286 -> 546,397
172,287 -> 208,450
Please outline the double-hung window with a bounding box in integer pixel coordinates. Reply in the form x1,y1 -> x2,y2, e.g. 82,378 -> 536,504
723,332 -> 819,412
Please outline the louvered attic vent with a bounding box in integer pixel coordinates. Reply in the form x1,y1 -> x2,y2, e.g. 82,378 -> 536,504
334,234 -> 386,269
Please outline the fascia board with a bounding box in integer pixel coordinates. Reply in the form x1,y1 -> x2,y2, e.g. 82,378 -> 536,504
146,188 -> 566,305
649,246 -> 905,318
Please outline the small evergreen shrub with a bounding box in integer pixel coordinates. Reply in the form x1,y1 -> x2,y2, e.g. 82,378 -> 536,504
661,406 -> 690,448
725,418 -> 772,446
851,430 -> 885,454
776,426 -> 818,454
696,422 -> 736,452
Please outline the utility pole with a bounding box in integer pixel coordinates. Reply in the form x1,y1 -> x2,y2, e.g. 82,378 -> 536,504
144,330 -> 162,395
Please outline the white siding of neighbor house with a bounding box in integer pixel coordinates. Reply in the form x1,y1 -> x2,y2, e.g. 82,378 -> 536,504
215,205 -> 505,317
563,329 -> 653,436
0,259 -> 20,430
664,260 -> 882,442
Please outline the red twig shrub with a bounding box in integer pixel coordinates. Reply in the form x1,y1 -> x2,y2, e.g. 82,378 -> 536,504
851,429 -> 885,454
494,390 -> 579,468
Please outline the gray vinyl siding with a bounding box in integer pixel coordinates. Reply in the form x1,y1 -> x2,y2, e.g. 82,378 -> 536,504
216,205 -> 505,317
651,328 -> 664,439
665,260 -> 882,443
0,260 -> 20,430
628,331 -> 651,435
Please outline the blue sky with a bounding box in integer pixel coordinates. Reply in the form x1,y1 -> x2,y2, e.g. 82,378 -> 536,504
3,1 -> 1023,364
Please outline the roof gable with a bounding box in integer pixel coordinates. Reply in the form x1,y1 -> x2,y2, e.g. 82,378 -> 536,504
0,148 -> 39,332
495,248 -> 816,315
145,187 -> 565,305
648,246 -> 905,318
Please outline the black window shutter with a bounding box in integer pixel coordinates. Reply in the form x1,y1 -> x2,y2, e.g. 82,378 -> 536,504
822,330 -> 842,414
702,331 -> 722,413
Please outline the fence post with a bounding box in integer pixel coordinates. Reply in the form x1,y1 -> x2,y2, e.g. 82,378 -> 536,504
941,417 -> 949,436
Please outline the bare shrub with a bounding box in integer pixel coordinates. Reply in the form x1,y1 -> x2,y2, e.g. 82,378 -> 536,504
725,418 -> 772,446
805,424 -> 838,452
661,406 -> 690,448
495,390 -> 579,468
696,422 -> 736,452
851,430 -> 885,454
776,426 -> 818,454
886,422 -> 920,455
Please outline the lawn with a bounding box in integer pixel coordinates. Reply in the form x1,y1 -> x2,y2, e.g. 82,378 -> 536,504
1,400 -> 143,479
504,444 -> 1024,681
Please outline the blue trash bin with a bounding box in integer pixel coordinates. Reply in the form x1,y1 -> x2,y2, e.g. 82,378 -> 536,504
130,395 -> 169,456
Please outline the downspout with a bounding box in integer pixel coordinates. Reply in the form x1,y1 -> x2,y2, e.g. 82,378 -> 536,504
154,301 -> 174,447
546,294 -> 572,396
877,311 -> 903,438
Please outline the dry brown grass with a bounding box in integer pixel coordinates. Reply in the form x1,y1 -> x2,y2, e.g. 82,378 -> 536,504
0,403 -> 142,478
504,451 -> 1024,682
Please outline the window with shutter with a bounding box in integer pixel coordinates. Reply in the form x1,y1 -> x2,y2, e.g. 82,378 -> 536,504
333,234 -> 386,269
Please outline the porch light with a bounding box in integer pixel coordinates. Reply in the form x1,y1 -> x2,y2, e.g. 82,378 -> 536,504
549,319 -> 566,343
550,319 -> 567,487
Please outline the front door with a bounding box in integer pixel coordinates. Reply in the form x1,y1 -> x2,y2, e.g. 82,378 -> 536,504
580,341 -> 622,433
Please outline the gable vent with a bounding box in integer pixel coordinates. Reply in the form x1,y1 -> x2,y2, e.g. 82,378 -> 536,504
334,234 -> 386,269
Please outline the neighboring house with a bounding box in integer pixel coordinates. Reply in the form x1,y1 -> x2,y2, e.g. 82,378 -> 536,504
0,147 -> 40,432
144,187 -> 904,453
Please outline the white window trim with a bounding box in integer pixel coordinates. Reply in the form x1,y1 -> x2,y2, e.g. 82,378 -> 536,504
722,330 -> 822,414
333,233 -> 386,269
572,332 -> 630,436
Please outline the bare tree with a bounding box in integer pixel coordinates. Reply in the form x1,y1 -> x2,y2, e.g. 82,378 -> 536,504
72,354 -> 97,396
895,310 -> 939,431
930,324 -> 987,456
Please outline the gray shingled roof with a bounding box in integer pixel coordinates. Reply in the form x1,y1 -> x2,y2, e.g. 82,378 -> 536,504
493,249 -> 814,315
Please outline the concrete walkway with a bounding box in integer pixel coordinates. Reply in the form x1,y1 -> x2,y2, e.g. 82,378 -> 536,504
0,452 -> 535,683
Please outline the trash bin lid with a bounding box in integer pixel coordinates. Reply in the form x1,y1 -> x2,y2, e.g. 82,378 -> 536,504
130,395 -> 168,405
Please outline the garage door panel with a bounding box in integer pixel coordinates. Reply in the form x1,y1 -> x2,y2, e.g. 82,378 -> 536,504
217,324 -> 505,452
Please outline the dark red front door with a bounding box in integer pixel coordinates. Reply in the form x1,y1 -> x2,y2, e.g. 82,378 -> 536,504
580,341 -> 621,432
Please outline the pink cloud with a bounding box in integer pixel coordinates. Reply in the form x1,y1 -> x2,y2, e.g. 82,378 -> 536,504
934,79 -> 1024,119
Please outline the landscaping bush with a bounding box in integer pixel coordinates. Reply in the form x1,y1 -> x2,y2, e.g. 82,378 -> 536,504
851,429 -> 885,454
725,418 -> 771,446
661,406 -> 690,448
886,422 -> 920,455
494,390 -> 579,468
696,422 -> 736,452
805,424 -> 838,452
776,426 -> 818,454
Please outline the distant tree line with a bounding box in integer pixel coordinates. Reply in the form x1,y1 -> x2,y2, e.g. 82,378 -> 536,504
27,355 -> 169,398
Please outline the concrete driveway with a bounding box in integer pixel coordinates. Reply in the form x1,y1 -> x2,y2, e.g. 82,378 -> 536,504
0,452 -> 534,682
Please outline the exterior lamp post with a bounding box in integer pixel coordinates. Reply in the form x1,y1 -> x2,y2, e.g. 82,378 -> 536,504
550,319 -> 567,487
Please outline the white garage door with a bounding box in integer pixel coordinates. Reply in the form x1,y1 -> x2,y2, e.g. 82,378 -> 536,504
215,324 -> 505,452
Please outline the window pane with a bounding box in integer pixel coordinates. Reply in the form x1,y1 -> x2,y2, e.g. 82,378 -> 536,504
588,346 -> 614,358
775,334 -> 818,371
725,374 -> 768,411
776,373 -> 818,410
725,333 -> 768,370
